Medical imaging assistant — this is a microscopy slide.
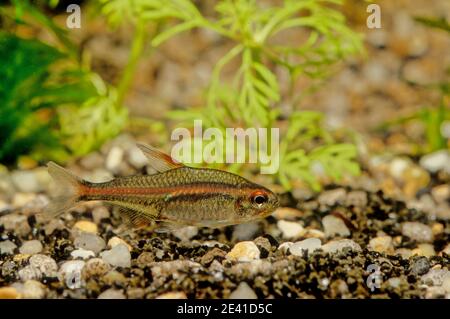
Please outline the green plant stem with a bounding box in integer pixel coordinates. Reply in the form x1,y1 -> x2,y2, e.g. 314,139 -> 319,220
116,19 -> 147,109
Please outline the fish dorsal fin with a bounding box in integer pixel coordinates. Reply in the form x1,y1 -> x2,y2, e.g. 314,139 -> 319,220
136,143 -> 184,173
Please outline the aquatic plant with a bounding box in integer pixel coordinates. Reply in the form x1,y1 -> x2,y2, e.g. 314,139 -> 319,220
100,0 -> 363,190
0,0 -> 128,164
380,16 -> 450,154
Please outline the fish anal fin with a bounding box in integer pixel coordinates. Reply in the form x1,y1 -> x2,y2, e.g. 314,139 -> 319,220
116,206 -> 153,231
136,143 -> 184,173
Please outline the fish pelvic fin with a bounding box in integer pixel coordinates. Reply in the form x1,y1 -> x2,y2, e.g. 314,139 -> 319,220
44,161 -> 85,218
136,143 -> 184,173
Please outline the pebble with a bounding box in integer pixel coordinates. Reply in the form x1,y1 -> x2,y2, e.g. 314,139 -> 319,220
431,185 -> 450,203
368,236 -> 394,254
79,152 -> 104,170
412,243 -> 435,257
0,199 -> 10,213
71,248 -> 96,260
21,280 -> 46,299
395,248 -> 413,259
172,226 -> 199,242
98,288 -> 126,299
0,287 -> 20,299
441,244 -> 450,256
232,222 -> 260,241
419,150 -> 450,173
402,166 -> 430,198
425,286 -> 447,299
103,270 -> 127,286
81,258 -> 110,279
387,277 -> 402,290
156,291 -> 188,299
43,219 -> 65,236
442,276 -> 450,294
304,229 -> 325,239
0,240 -> 17,255
402,58 -> 436,85
84,169 -> 113,183
389,157 -> 411,180
401,222 -> 433,243
0,214 -> 31,236
322,215 -> 350,237
59,260 -> 85,288
228,282 -> 257,299
410,257 -> 430,276
317,188 -> 346,206
345,191 -> 368,207
105,146 -> 124,173
12,193 -> 38,208
107,237 -> 132,251
100,244 -> 131,268
73,220 -> 98,234
29,254 -> 57,277
271,207 -> 303,220
127,288 -> 145,299
127,146 -> 149,169
17,265 -> 41,281
277,220 -> 305,239
431,223 -> 444,236
74,233 -> 106,254
10,170 -> 43,193
322,239 -> 362,254
253,237 -> 272,258
421,269 -> 450,286
289,238 -> 322,256
226,241 -> 260,262
92,206 -> 110,224
19,240 -> 43,255
277,242 -> 293,253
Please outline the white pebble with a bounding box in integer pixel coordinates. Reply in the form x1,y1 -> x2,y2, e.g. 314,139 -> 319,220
97,288 -> 126,299
226,241 -> 260,262
401,222 -> 433,243
420,150 -> 450,173
277,220 -> 305,239
0,240 -> 17,255
289,238 -> 322,256
106,146 -> 124,173
229,282 -> 257,299
19,240 -> 43,255
59,260 -> 85,289
71,248 -> 95,260
322,215 -> 350,237
100,244 -> 131,268
322,239 -> 362,254
74,233 -> 106,254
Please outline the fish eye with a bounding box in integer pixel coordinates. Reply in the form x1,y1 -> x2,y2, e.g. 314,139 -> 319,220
251,191 -> 268,206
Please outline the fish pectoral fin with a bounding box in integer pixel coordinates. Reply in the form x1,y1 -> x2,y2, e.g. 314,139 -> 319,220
116,206 -> 154,231
136,143 -> 184,173
154,221 -> 184,234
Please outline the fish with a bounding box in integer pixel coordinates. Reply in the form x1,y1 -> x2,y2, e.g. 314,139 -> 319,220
44,143 -> 280,231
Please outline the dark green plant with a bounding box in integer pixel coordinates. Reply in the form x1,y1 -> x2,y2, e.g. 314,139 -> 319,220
0,0 -> 128,164
99,0 -> 363,191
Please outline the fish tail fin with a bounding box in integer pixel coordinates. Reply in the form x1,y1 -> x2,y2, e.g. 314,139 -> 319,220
45,161 -> 86,218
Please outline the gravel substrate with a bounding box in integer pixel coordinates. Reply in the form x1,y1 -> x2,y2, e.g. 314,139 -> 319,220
1,147 -> 449,299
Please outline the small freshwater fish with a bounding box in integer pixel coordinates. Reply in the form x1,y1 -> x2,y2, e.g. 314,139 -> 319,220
45,143 -> 279,230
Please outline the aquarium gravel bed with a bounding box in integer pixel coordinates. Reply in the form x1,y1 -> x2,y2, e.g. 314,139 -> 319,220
0,138 -> 449,299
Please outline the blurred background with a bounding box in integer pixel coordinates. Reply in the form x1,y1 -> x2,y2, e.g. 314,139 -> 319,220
1,0 -> 450,300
